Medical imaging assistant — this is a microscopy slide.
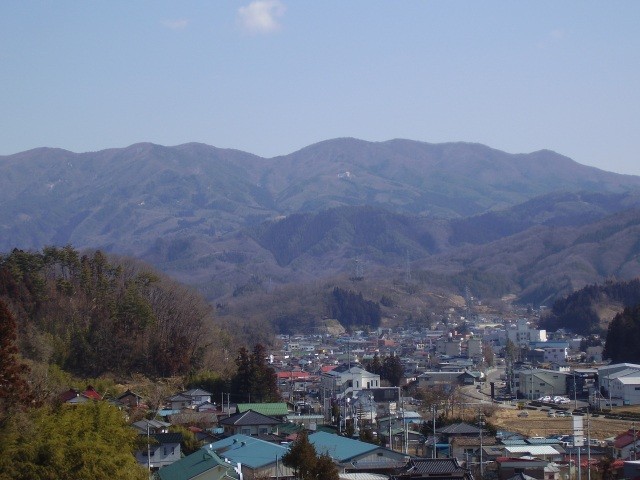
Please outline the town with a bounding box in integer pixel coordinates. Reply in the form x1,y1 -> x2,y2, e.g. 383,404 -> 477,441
57,309 -> 640,480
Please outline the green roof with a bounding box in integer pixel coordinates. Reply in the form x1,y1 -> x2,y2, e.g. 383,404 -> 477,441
156,447 -> 239,480
236,402 -> 289,416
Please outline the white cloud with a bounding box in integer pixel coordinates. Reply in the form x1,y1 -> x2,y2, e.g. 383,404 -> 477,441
162,19 -> 189,30
237,0 -> 286,34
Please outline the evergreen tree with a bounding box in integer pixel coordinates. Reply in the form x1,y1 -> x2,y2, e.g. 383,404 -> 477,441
381,354 -> 403,387
282,431 -> 317,479
603,305 -> 640,363
369,353 -> 382,375
250,343 -> 279,402
231,346 -> 252,401
311,453 -> 340,480
230,344 -> 279,402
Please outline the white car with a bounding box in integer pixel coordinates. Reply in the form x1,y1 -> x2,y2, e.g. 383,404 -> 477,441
540,396 -> 552,402
553,396 -> 564,403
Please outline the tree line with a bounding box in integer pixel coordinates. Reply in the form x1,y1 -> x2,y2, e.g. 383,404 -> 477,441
540,278 -> 640,335
0,246 -> 230,378
329,287 -> 381,330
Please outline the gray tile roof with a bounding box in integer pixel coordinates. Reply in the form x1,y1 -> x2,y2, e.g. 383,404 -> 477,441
219,409 -> 280,427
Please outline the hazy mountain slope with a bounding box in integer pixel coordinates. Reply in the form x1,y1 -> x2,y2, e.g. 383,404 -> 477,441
2,138 -> 640,306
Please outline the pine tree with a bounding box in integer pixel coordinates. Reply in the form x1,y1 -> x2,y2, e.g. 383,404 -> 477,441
311,453 -> 340,480
282,431 -> 317,479
250,343 -> 279,402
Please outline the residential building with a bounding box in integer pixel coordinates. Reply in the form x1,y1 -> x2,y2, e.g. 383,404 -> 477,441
218,410 -> 281,436
206,434 -> 293,479
321,364 -> 381,399
155,446 -> 240,480
135,432 -> 182,470
391,457 -> 474,480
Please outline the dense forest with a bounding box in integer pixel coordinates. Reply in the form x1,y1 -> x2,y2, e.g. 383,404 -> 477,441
0,246 -> 233,378
329,287 -> 381,331
539,278 -> 640,335
603,304 -> 640,363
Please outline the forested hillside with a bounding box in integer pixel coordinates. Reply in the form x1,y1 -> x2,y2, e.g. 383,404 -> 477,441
540,278 -> 640,335
0,246 -> 233,378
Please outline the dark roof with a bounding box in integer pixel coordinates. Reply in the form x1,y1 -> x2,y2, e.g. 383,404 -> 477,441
393,458 -> 474,479
117,388 -> 143,400
438,423 -> 482,435
219,409 -> 280,427
410,458 -> 468,475
505,473 -> 537,480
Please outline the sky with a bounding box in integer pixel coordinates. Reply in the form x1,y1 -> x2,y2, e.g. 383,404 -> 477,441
1,1 -> 639,176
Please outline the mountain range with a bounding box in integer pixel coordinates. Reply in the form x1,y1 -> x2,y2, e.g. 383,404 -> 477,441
2,138 -> 640,308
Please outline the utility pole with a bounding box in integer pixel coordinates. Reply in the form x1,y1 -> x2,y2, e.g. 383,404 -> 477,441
432,405 -> 437,459
479,412 -> 484,480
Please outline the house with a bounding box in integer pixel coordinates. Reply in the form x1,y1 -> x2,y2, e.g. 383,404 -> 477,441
167,389 -> 213,410
155,446 -> 240,480
449,435 -> 498,466
309,431 -> 410,474
235,402 -> 290,419
502,446 -> 564,462
59,385 -> 102,404
206,434 -> 294,479
132,419 -> 171,435
168,394 -> 194,411
136,432 -> 183,470
437,423 -> 485,442
391,457 -> 475,480
117,389 -> 145,409
218,410 -> 281,436
495,457 -> 553,480
183,388 -> 212,405
612,429 -> 640,459
321,364 -> 381,400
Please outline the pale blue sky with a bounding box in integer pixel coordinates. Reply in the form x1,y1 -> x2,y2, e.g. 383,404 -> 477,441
1,1 -> 639,175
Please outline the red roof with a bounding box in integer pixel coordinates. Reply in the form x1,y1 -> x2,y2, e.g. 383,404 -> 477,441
83,386 -> 102,400
614,429 -> 640,448
321,365 -> 337,373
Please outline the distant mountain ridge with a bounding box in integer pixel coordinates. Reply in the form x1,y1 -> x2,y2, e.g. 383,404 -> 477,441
2,138 -> 640,305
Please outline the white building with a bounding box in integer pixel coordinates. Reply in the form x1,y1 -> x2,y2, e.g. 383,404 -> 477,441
609,375 -> 640,406
518,369 -> 568,399
598,363 -> 640,394
321,364 -> 381,399
507,319 -> 547,347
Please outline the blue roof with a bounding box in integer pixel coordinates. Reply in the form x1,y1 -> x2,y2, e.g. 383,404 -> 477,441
308,431 -> 379,462
208,434 -> 288,469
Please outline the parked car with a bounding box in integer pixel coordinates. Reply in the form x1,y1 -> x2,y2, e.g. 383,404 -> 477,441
547,411 -> 556,417
517,411 -> 529,417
